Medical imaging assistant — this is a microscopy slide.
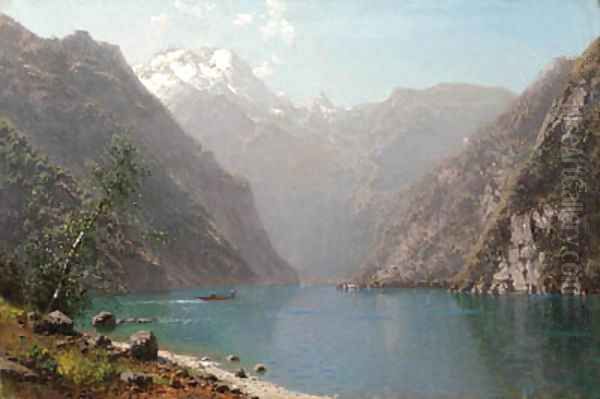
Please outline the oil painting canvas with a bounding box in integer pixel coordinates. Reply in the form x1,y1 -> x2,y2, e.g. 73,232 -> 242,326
1,1 -> 600,398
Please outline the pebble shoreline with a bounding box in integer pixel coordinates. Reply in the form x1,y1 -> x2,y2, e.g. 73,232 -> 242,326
113,342 -> 333,399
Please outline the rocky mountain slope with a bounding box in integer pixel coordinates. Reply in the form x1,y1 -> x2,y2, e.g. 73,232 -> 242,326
459,38 -> 600,294
0,14 -> 297,289
357,58 -> 575,288
136,48 -> 514,279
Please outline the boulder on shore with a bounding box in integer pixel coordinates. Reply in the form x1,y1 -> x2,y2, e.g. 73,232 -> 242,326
26,311 -> 40,325
120,371 -> 153,388
235,368 -> 248,378
129,331 -> 158,361
254,363 -> 267,373
227,354 -> 240,362
33,310 -> 75,336
87,334 -> 112,349
92,311 -> 116,329
215,383 -> 230,393
0,357 -> 38,382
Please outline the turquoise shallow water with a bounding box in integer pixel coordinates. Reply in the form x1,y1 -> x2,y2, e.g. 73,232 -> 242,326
79,286 -> 600,399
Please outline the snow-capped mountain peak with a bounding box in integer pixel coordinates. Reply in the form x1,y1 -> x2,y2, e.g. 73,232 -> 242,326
135,48 -> 282,114
311,91 -> 338,115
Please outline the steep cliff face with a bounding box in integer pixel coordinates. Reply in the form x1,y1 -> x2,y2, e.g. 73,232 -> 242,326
460,38 -> 600,294
0,14 -> 297,288
357,58 -> 575,288
136,48 -> 514,280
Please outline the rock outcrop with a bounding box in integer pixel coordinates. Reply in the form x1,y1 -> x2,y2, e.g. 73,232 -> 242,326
91,311 -> 116,329
357,58 -> 575,287
129,331 -> 158,361
120,371 -> 153,388
460,38 -> 600,294
0,14 -> 297,289
32,310 -> 75,336
0,357 -> 38,382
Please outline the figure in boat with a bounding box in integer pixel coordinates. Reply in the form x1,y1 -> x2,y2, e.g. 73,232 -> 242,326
196,289 -> 237,301
336,282 -> 359,291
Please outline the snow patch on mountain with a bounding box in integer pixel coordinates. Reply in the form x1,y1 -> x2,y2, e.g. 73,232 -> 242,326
135,48 -> 289,116
136,47 -> 344,124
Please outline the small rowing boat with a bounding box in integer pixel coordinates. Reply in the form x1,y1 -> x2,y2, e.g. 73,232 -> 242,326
196,289 -> 237,301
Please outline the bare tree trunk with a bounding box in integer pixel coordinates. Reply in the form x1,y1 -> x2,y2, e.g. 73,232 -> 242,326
45,200 -> 107,313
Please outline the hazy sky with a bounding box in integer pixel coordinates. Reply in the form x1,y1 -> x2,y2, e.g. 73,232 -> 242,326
2,0 -> 600,105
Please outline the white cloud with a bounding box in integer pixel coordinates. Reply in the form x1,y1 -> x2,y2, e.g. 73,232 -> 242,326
173,0 -> 216,19
271,54 -> 283,65
233,13 -> 255,27
253,61 -> 274,79
265,0 -> 286,16
260,0 -> 296,46
150,13 -> 171,34
0,0 -> 12,11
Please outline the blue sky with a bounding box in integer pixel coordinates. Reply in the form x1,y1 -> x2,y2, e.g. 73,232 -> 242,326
2,0 -> 600,105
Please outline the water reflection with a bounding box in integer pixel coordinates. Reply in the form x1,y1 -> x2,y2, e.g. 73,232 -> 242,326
81,287 -> 600,399
81,285 -> 298,360
454,294 -> 598,398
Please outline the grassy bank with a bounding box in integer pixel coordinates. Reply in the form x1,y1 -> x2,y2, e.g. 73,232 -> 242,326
0,298 -> 249,399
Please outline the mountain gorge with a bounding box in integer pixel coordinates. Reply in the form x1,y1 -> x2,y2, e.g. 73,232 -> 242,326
0,14 -> 297,291
2,12 -> 588,291
357,58 -> 575,287
359,37 -> 600,293
136,48 -> 515,280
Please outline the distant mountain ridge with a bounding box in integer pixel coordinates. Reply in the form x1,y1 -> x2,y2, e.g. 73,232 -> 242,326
137,46 -> 515,280
356,57 -> 575,287
355,36 -> 600,293
0,14 -> 298,290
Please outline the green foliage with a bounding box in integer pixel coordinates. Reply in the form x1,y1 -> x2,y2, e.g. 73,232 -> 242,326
91,133 -> 150,212
0,255 -> 24,304
0,297 -> 24,323
0,121 -> 150,315
42,133 -> 150,315
25,344 -> 58,374
56,349 -> 119,385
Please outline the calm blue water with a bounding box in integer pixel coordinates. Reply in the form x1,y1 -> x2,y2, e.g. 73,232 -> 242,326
79,286 -> 600,399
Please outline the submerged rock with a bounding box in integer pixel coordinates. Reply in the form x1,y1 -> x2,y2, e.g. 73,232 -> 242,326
129,331 -> 158,361
254,363 -> 267,373
91,311 -> 116,329
227,354 -> 240,362
116,317 -> 154,325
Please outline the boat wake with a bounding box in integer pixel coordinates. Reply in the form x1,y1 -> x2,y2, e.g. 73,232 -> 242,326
134,299 -> 207,305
